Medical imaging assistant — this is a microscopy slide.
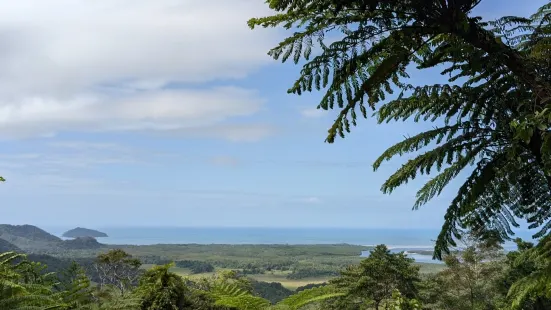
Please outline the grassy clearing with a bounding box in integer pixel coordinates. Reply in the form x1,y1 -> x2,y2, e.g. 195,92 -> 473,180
141,264 -> 327,290
248,273 -> 327,290
163,267 -> 322,290
142,262 -> 445,291
416,262 -> 447,274
169,266 -> 222,279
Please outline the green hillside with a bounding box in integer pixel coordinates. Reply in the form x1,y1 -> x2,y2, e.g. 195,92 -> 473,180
0,238 -> 21,252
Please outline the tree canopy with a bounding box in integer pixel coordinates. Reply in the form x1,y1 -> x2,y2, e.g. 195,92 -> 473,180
248,0 -> 551,258
3,243 -> 551,309
330,245 -> 420,309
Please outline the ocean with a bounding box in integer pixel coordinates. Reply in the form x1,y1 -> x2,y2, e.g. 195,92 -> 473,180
55,227 -> 443,247
46,227 -> 537,264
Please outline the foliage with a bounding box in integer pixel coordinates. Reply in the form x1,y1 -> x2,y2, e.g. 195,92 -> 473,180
286,264 -> 339,279
249,0 -> 551,259
419,234 -> 507,310
94,249 -> 142,296
175,260 -> 215,274
81,288 -> 141,310
250,280 -> 293,304
204,274 -> 343,310
506,236 -> 551,309
120,243 -> 364,272
276,285 -> 344,309
331,245 -> 420,310
388,290 -> 421,310
0,251 -> 63,310
210,282 -> 271,310
5,242 -> 551,310
54,261 -> 93,308
134,263 -> 194,310
294,283 -> 326,293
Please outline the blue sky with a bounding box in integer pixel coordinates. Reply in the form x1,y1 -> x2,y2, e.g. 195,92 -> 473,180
0,0 -> 546,229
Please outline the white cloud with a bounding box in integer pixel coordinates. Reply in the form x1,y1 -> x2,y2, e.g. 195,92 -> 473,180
0,87 -> 265,138
301,107 -> 327,118
157,123 -> 277,142
0,0 -> 279,139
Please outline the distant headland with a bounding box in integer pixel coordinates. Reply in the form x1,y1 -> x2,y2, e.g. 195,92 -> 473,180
62,227 -> 108,238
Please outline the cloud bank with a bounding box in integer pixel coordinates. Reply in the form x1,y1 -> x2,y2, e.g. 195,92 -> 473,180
0,0 -> 279,140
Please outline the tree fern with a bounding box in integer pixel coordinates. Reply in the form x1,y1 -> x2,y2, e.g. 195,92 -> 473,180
134,263 -> 192,310
210,282 -> 271,310
508,235 -> 551,309
0,252 -> 64,310
250,1 -> 551,258
275,285 -> 344,309
55,261 -> 94,308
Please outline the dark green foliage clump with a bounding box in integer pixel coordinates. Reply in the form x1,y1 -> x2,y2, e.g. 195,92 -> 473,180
175,260 -> 215,274
135,255 -> 171,265
330,244 -> 420,309
250,280 -> 293,304
506,236 -> 551,309
135,263 -> 195,310
286,265 -> 338,280
0,251 -> 63,309
295,283 -> 327,293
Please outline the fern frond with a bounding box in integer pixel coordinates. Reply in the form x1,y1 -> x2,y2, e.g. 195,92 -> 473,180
277,285 -> 344,310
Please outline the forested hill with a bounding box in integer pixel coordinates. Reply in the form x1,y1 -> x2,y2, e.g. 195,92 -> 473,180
0,224 -> 61,243
61,236 -> 104,250
0,238 -> 21,252
63,227 -> 108,238
0,224 -> 106,252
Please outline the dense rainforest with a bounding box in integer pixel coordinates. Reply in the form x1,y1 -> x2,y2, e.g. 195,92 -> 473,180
2,234 -> 550,310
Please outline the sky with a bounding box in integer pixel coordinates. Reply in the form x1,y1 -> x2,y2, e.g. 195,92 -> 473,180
0,0 -> 547,229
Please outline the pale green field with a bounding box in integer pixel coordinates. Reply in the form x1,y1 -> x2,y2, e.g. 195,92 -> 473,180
248,273 -> 327,290
142,262 -> 446,291
416,262 -> 447,274
165,267 -> 325,290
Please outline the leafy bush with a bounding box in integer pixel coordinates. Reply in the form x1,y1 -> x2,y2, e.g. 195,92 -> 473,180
175,260 -> 215,274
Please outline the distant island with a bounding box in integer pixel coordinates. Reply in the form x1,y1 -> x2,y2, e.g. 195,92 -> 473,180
62,227 -> 108,238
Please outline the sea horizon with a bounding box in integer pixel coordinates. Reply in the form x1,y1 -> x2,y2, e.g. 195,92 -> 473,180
43,226 -> 536,248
